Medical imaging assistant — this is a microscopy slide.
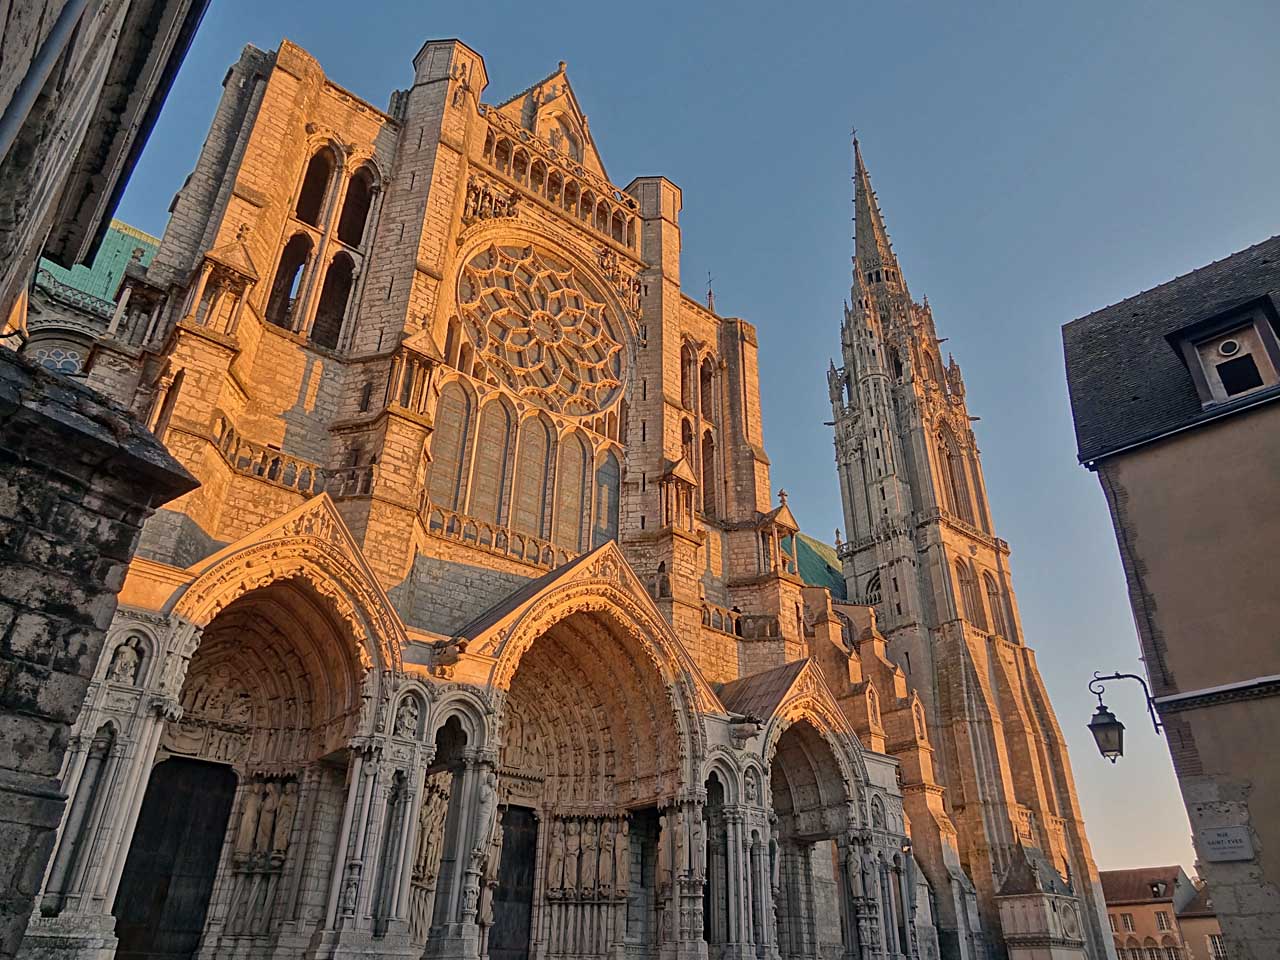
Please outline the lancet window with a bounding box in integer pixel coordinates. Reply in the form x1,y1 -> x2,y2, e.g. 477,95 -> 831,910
295,148 -> 335,226
938,424 -> 975,524
984,572 -> 1010,639
955,560 -> 987,629
427,381 -> 473,510
512,415 -> 554,538
592,451 -> 620,547
311,252 -> 355,349
553,432 -> 589,551
468,398 -> 515,525
266,234 -> 312,329
337,166 -> 376,247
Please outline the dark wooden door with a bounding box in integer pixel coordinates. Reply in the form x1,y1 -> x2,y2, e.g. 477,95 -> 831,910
489,806 -> 538,960
114,758 -> 237,960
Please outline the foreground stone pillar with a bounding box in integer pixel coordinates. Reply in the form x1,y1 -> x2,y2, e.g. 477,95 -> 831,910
0,349 -> 196,959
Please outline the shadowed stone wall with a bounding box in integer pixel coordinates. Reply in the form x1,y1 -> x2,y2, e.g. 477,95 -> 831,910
0,347 -> 195,959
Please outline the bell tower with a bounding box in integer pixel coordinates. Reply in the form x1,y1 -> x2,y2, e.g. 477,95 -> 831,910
828,138 -> 1117,960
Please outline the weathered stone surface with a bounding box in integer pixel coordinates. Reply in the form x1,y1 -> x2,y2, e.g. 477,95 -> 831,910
0,348 -> 195,959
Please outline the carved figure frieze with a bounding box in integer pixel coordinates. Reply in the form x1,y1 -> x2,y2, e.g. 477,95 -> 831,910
462,176 -> 519,224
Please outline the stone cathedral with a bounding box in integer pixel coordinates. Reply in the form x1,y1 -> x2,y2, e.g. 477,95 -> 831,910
15,36 -> 1112,960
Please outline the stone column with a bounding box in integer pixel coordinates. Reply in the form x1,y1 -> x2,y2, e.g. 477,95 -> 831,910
182,261 -> 213,324
425,754 -> 495,960
0,349 -> 196,958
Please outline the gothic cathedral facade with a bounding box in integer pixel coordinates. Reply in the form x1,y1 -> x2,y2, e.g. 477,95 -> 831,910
18,37 -> 1110,960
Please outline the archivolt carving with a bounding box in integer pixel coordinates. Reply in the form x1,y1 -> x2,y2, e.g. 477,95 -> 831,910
763,691 -> 868,790
172,534 -> 404,672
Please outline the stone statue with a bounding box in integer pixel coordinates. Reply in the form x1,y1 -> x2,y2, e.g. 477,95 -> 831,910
745,772 -> 757,804
395,696 -> 420,738
342,874 -> 359,915
254,784 -> 278,855
580,819 -> 599,895
473,769 -> 499,859
657,815 -> 671,890
564,819 -> 581,895
107,639 -> 141,684
547,819 -> 565,893
273,781 -> 297,854
598,820 -> 614,897
235,785 -> 261,856
614,819 -> 629,895
673,813 -> 686,879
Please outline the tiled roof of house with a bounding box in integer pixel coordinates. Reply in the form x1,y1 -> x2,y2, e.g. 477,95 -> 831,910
1099,866 -> 1182,904
1062,235 -> 1280,463
1177,885 -> 1216,918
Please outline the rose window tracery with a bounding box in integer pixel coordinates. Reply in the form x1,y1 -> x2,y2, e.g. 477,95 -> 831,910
457,243 -> 624,417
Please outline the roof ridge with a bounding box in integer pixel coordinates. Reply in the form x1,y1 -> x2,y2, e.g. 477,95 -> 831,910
1066,233 -> 1280,329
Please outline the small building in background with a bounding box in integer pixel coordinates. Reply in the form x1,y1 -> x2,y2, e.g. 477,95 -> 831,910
0,0 -> 208,331
1177,884 -> 1229,960
1100,867 -> 1198,959
24,220 -> 159,375
1064,237 -> 1280,960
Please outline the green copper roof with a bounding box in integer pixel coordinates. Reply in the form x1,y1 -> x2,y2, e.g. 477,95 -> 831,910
796,532 -> 846,601
38,219 -> 158,302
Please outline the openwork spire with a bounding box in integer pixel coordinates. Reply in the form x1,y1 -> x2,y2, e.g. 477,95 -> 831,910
852,136 -> 903,290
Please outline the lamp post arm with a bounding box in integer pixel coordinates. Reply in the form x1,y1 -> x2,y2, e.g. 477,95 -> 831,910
1089,671 -> 1164,733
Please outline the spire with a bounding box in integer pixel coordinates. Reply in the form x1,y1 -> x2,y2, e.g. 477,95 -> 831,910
852,134 -> 903,288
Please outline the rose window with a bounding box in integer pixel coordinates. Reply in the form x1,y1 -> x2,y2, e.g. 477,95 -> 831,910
457,244 -> 624,417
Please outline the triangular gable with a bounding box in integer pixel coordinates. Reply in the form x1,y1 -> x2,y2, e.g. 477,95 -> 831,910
763,501 -> 799,531
663,456 -> 698,486
456,540 -> 722,712
171,493 -> 408,650
205,239 -> 260,281
493,62 -> 608,180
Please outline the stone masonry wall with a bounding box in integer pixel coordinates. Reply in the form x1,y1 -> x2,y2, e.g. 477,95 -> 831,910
0,348 -> 194,959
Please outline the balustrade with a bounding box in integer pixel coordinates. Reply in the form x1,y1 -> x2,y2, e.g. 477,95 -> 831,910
420,498 -> 573,571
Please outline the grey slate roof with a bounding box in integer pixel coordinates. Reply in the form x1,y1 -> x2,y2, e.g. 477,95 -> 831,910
1062,235 -> 1280,463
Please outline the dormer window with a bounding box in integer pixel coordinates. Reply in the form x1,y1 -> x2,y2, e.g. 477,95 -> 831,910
1195,324 -> 1275,400
1174,298 -> 1280,406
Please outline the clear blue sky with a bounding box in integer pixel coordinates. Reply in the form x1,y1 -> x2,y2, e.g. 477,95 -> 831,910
117,0 -> 1280,874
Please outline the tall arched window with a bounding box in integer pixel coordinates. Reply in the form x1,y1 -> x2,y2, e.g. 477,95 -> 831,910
700,429 -> 716,517
427,382 -> 472,510
553,432 -> 589,551
680,344 -> 695,409
984,573 -> 1009,638
592,451 -> 621,548
296,149 -> 335,226
266,234 -> 312,329
511,416 -> 553,538
310,252 -> 354,349
955,560 -> 986,629
938,425 -> 975,523
699,357 -> 715,420
337,166 -> 376,247
468,398 -> 514,525
864,571 -> 882,605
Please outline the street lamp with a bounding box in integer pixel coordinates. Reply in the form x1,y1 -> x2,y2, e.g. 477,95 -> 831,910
1086,672 -> 1163,763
